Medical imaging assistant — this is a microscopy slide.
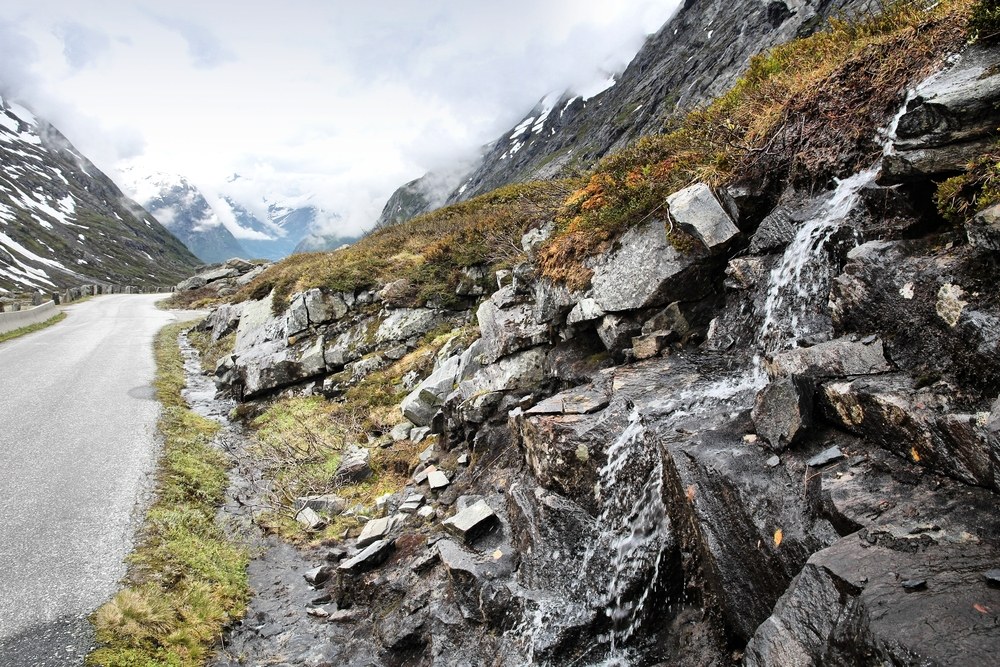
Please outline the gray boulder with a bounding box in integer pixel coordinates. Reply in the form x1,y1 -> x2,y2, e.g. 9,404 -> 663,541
587,218 -> 708,312
477,286 -> 550,364
765,336 -> 891,379
401,354 -> 462,427
751,377 -> 814,451
375,308 -> 445,345
338,538 -> 394,575
665,182 -> 740,249
442,500 -> 499,544
336,446 -> 372,483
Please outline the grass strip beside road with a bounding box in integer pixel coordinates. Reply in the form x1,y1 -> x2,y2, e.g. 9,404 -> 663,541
0,312 -> 67,344
87,321 -> 249,667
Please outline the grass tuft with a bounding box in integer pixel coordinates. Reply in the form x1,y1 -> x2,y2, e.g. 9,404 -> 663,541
87,322 -> 248,667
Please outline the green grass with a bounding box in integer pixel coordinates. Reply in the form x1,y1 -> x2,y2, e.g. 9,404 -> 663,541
246,327 -> 471,542
936,143 -> 1000,222
0,311 -> 67,344
87,322 -> 249,667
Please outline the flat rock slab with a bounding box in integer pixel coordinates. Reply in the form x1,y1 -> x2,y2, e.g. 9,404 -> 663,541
356,516 -> 399,549
442,500 -> 499,544
526,387 -> 610,416
339,538 -> 395,575
428,470 -> 451,490
295,506 -> 326,530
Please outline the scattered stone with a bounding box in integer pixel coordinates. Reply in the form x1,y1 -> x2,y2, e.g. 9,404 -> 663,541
457,453 -> 469,466
411,427 -> 433,444
336,446 -> 372,482
309,594 -> 332,605
297,494 -> 346,516
306,606 -> 331,619
374,493 -> 392,517
752,377 -> 814,451
418,444 -> 436,463
295,507 -> 326,531
566,298 -> 606,325
413,465 -> 434,485
984,569 -> 1000,588
339,538 -> 395,575
399,494 -> 425,513
303,565 -> 332,585
442,500 -> 499,544
401,355 -> 461,426
631,330 -> 676,360
330,608 -> 363,623
325,548 -> 348,562
901,579 -> 927,591
766,455 -> 781,468
428,469 -> 451,490
417,505 -> 436,520
806,446 -> 845,468
391,421 -> 414,442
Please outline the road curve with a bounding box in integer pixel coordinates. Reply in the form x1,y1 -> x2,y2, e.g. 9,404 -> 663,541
0,295 -> 192,666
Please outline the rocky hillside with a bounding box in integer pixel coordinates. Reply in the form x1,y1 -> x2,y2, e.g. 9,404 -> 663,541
115,1 -> 1000,666
0,99 -> 200,294
377,0 -> 877,227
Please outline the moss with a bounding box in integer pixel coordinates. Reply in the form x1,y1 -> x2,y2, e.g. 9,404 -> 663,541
935,144 -> 1000,222
88,322 -> 248,667
970,0 -> 1000,41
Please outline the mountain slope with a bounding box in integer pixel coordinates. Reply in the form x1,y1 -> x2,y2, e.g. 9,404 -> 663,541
122,171 -> 248,264
377,0 -> 874,226
0,98 -> 200,293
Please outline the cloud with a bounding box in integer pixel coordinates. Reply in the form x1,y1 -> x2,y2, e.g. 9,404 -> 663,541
145,13 -> 235,69
2,0 -> 683,243
55,22 -> 111,70
0,20 -> 40,98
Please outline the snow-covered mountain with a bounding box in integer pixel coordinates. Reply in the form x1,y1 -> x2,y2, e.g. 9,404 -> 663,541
119,169 -> 247,264
120,170 -> 341,262
0,97 -> 199,294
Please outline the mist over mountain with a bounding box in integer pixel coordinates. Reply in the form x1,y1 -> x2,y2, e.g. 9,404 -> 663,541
0,97 -> 199,294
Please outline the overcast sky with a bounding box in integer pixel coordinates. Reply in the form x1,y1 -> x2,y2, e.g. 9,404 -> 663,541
0,1 -> 681,235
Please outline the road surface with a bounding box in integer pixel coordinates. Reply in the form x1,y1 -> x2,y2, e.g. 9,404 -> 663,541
0,295 -> 195,666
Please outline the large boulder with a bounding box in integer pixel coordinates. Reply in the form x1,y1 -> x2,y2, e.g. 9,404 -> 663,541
234,292 -> 285,354
665,182 -> 740,249
820,374 -> 997,489
586,218 -> 709,312
752,376 -> 814,451
881,42 -> 1000,183
402,355 -> 462,427
375,308 -> 447,345
477,286 -> 550,364
764,336 -> 891,379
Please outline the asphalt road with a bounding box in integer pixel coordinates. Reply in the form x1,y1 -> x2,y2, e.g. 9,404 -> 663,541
0,295 -> 192,666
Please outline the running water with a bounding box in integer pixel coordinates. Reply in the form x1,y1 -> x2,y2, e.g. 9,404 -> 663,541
569,96 -> 916,666
754,95 -> 913,362
580,410 -> 671,663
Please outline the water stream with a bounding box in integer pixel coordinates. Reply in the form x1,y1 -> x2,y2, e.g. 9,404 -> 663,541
569,97 -> 914,665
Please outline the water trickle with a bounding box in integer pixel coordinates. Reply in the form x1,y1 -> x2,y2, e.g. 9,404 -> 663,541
754,95 -> 913,362
582,409 -> 670,659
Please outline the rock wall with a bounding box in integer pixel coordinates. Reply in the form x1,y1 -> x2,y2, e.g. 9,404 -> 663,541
200,39 -> 1000,667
